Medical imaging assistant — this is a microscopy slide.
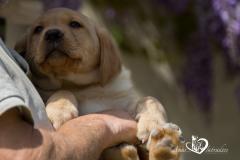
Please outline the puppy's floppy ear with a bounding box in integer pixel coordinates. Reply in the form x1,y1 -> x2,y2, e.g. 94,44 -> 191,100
96,27 -> 122,86
14,35 -> 28,57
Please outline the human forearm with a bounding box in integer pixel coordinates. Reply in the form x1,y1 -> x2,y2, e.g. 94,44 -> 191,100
0,109 -> 136,160
45,113 -> 137,160
40,113 -> 135,160
0,111 -> 110,160
0,108 -> 55,160
54,116 -> 110,160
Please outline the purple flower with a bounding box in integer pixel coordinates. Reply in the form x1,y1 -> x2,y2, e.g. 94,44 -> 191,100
105,8 -> 116,19
154,0 -> 189,13
42,0 -> 82,11
182,34 -> 213,112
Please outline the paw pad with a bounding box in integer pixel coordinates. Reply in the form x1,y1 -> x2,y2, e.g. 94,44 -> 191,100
146,123 -> 183,160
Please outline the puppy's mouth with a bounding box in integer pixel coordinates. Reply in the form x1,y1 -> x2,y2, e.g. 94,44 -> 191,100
45,49 -> 67,60
39,48 -> 83,74
40,48 -> 82,65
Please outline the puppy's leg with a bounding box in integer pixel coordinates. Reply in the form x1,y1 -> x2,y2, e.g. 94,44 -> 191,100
101,144 -> 139,160
46,90 -> 78,129
135,97 -> 183,160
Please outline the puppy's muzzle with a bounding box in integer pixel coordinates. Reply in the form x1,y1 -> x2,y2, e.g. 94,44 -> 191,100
45,29 -> 64,43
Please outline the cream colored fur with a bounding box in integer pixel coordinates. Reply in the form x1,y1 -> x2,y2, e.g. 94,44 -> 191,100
14,8 -> 183,160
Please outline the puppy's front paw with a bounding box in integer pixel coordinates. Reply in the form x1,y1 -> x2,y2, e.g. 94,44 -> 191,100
136,97 -> 167,143
137,117 -> 161,143
120,144 -> 139,160
147,123 -> 183,160
46,91 -> 78,129
101,144 -> 139,160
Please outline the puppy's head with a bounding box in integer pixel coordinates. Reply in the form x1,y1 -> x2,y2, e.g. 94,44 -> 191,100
15,8 -> 121,87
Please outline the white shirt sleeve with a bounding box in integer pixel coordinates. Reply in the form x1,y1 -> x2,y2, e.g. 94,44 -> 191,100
0,40 -> 53,131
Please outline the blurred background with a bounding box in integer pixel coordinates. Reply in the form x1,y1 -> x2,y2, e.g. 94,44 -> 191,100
0,0 -> 239,159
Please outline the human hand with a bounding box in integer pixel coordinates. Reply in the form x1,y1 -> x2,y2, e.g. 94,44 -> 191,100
57,110 -> 137,153
98,109 -> 137,146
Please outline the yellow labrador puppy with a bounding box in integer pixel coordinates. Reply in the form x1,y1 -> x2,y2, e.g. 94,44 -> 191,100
15,8 -> 183,160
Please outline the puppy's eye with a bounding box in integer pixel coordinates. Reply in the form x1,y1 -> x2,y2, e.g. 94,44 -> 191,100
69,21 -> 82,28
34,26 -> 44,34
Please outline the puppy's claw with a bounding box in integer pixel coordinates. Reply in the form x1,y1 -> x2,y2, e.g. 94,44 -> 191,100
151,128 -> 160,138
179,135 -> 185,143
157,137 -> 172,148
163,123 -> 182,136
52,122 -> 61,130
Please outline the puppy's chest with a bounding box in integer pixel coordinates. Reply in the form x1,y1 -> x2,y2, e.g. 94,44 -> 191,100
74,89 -> 138,115
71,67 -> 140,115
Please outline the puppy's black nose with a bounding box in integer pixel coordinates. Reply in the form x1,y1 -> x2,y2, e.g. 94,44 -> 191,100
45,29 -> 64,42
